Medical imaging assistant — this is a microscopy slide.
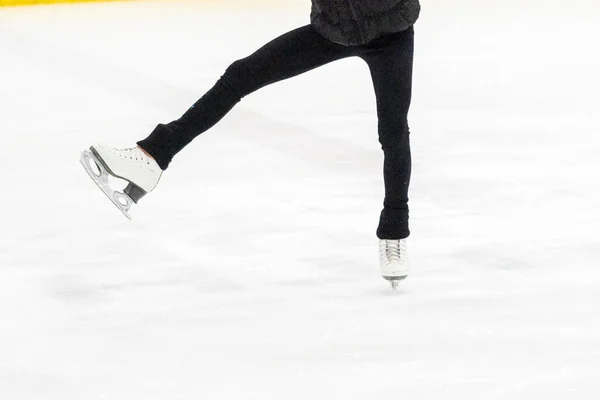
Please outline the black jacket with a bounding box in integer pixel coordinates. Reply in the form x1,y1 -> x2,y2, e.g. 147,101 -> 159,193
310,0 -> 421,46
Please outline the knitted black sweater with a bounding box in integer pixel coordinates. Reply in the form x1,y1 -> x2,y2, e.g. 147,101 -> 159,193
310,0 -> 421,46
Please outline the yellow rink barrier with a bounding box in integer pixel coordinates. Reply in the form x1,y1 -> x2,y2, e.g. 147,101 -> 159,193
0,0 -> 130,6
0,0 -> 291,7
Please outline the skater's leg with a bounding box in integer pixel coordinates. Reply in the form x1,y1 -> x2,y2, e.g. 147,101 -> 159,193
360,27 -> 415,240
138,25 -> 354,169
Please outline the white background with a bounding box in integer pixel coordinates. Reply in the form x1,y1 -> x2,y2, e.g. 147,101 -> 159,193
1,0 -> 599,398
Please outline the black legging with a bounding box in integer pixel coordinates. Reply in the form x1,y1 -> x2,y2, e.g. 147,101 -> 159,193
138,25 -> 414,239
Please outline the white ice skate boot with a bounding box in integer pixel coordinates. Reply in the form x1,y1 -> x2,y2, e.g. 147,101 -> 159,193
379,239 -> 409,290
80,144 -> 162,219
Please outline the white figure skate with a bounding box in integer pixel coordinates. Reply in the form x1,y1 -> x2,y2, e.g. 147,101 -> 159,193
80,144 -> 162,219
379,239 -> 409,290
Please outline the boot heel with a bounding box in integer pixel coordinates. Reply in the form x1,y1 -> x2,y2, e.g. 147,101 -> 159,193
124,182 -> 147,203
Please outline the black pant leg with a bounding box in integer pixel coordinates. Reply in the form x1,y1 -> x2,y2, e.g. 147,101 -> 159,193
138,25 -> 354,170
360,27 -> 415,239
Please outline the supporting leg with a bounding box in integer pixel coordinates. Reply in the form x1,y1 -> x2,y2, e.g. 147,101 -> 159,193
361,28 -> 415,240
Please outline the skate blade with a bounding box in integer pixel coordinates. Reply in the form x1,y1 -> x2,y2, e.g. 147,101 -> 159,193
384,275 -> 407,292
80,149 -> 133,220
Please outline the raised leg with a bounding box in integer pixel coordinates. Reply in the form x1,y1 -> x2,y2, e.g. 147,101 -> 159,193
137,25 -> 356,170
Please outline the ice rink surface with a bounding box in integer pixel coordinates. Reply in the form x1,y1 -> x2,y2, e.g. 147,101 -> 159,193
1,0 -> 599,398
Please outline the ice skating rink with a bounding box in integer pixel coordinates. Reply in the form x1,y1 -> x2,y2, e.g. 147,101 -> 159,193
1,0 -> 599,398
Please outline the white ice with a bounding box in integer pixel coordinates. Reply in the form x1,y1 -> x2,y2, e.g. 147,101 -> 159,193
1,0 -> 600,399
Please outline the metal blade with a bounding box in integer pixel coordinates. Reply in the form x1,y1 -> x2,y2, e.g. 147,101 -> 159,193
80,149 -> 133,220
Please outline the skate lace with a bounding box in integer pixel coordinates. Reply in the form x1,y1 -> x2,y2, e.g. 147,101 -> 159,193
379,240 -> 406,265
113,147 -> 151,165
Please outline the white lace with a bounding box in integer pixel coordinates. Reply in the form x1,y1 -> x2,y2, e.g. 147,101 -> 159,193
379,239 -> 406,265
110,147 -> 151,165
